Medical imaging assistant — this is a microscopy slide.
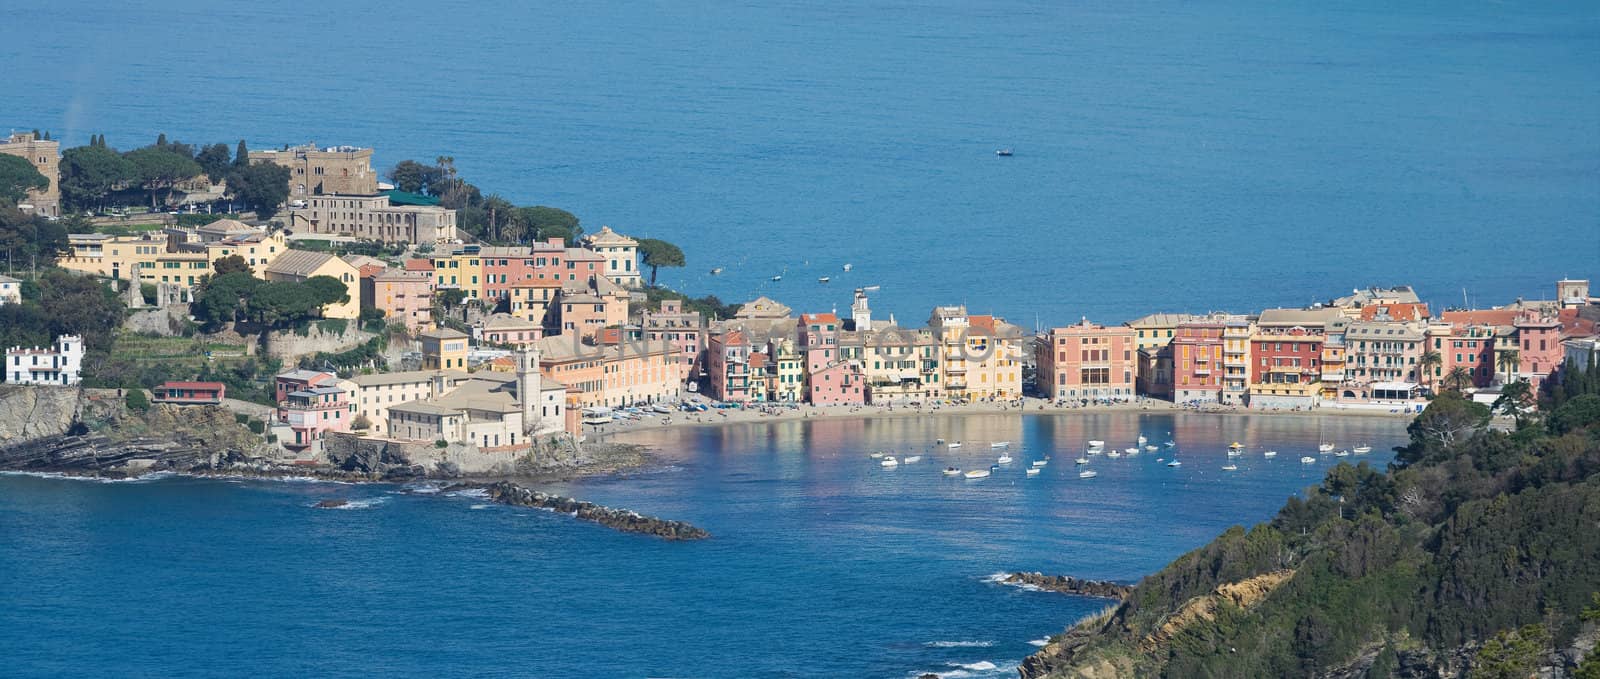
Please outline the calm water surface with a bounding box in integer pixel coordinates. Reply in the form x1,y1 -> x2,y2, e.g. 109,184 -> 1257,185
2,412 -> 1405,678
3,1 -> 1596,320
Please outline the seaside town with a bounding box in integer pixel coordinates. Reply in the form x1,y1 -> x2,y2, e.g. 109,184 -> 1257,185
2,132 -> 1598,468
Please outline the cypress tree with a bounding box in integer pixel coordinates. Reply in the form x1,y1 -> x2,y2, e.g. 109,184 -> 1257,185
157,133 -> 167,147
234,140 -> 249,167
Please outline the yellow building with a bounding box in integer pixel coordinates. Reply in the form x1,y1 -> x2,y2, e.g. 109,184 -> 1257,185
262,250 -> 361,319
430,251 -> 483,300
60,233 -> 212,287
769,337 -> 804,403
1126,313 -> 1199,352
928,306 -> 1024,401
420,327 -> 470,371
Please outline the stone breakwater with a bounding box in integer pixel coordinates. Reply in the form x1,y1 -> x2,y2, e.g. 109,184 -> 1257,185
1004,572 -> 1133,599
470,481 -> 710,541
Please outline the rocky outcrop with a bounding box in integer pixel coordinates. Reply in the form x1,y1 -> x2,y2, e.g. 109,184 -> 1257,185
0,386 -> 99,444
1004,572 -> 1133,599
471,481 -> 710,540
0,400 -> 274,476
1140,569 -> 1294,653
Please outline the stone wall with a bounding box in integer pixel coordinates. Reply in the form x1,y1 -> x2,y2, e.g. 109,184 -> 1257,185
122,305 -> 194,337
264,322 -> 374,360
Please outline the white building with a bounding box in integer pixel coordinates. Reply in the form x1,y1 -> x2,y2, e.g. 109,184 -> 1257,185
1566,337 -> 1600,371
580,226 -> 641,288
0,274 -> 20,305
6,335 -> 84,385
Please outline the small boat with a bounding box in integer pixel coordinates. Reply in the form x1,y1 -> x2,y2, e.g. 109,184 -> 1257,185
935,438 -> 945,445
943,467 -> 962,476
1075,457 -> 1089,465
1167,460 -> 1182,467
948,442 -> 963,449
1334,450 -> 1350,458
1106,450 -> 1122,459
903,455 -> 922,463
869,451 -> 885,459
1123,447 -> 1138,455
991,441 -> 1010,449
1222,464 -> 1239,471
1164,441 -> 1176,448
1026,467 -> 1041,477
710,267 -> 724,275
818,276 -> 831,283
1144,445 -> 1159,452
1263,450 -> 1278,458
1229,442 -> 1244,450
996,148 -> 1013,157
880,456 -> 898,467
1301,456 -> 1317,464
652,404 -> 673,414
1318,443 -> 1335,453
1227,449 -> 1242,457
1353,445 -> 1372,454
1078,470 -> 1098,479
1088,440 -> 1105,448
842,263 -> 853,272
1032,460 -> 1048,468
996,454 -> 1013,465
771,275 -> 783,281
964,469 -> 990,479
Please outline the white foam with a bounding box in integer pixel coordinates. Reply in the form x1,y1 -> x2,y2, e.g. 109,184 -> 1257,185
1028,637 -> 1050,647
469,504 -> 491,510
444,487 -> 489,499
982,572 -> 1042,592
0,470 -> 175,484
949,661 -> 998,671
924,640 -> 995,648
316,497 -> 389,510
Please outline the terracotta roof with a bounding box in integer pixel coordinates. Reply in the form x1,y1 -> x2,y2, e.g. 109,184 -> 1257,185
403,259 -> 435,272
801,313 -> 840,325
1360,303 -> 1430,321
969,315 -> 997,334
1440,309 -> 1518,327
581,225 -> 637,246
159,381 -> 226,390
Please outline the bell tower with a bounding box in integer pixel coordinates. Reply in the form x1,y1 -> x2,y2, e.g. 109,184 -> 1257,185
517,347 -> 542,433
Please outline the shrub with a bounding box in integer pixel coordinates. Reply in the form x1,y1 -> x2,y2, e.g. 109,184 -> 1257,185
235,413 -> 249,424
246,419 -> 265,434
124,389 -> 149,412
434,440 -> 448,449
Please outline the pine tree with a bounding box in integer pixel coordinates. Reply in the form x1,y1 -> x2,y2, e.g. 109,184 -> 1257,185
157,133 -> 167,147
234,140 -> 249,167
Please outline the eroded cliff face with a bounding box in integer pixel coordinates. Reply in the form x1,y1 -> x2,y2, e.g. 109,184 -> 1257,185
0,391 -> 272,475
0,386 -> 99,444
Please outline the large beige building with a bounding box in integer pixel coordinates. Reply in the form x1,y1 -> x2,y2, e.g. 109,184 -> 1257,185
262,250 -> 361,319
249,143 -> 377,197
928,305 -> 1024,401
579,226 -> 641,288
0,132 -> 60,217
286,194 -> 458,244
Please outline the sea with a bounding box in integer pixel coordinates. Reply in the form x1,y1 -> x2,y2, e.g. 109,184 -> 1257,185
3,0 -> 1597,323
2,412 -> 1406,678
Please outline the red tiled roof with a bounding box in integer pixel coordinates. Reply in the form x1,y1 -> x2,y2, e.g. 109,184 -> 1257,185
1440,309 -> 1518,327
801,313 -> 839,324
159,381 -> 226,390
1360,303 -> 1430,321
749,352 -> 769,369
969,315 -> 997,333
358,264 -> 387,279
403,259 -> 435,272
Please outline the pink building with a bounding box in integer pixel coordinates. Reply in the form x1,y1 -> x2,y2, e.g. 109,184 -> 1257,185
480,240 -> 610,303
279,385 -> 353,450
364,269 -> 435,333
809,360 -> 866,406
1035,318 -> 1137,401
705,329 -> 752,402
275,369 -> 338,403
643,300 -> 705,382
1516,310 -> 1564,392
1171,321 -> 1225,402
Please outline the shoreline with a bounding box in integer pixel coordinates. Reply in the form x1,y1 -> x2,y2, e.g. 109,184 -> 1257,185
591,396 -> 1417,442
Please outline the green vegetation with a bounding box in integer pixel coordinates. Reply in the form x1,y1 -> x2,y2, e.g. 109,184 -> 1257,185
637,237 -> 685,287
1034,388 -> 1600,677
0,154 -> 49,204
642,286 -> 740,321
123,389 -> 149,412
384,158 -> 582,244
0,203 -> 68,269
225,160 -> 290,218
191,272 -> 348,330
0,269 -> 125,354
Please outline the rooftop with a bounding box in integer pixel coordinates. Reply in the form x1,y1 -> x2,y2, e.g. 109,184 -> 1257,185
264,249 -> 340,278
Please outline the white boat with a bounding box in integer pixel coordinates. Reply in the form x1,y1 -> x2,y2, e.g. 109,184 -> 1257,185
1167,460 -> 1182,467
1088,440 -> 1105,448
1079,470 -> 1098,479
1334,450 -> 1350,458
1229,442 -> 1244,450
1222,464 -> 1239,471
1263,450 -> 1278,458
1075,457 -> 1089,465
948,442 -> 963,449
1026,467 -> 1041,477
710,267 -> 724,275
1318,443 -> 1335,453
1144,445 -> 1159,452
818,276 -> 831,283
869,451 -> 885,459
991,441 -> 1010,449
651,404 -> 673,414
996,148 -> 1014,157
943,467 -> 961,476
1032,460 -> 1048,468
842,263 -> 853,271
1137,435 -> 1147,445
1106,450 -> 1122,459
964,469 -> 990,479
1301,456 -> 1317,464
996,454 -> 1013,465
771,275 -> 783,281
1353,445 -> 1372,454
1227,449 -> 1242,457
1123,447 -> 1138,455
903,455 -> 922,463
1164,441 -> 1176,447
880,457 -> 898,467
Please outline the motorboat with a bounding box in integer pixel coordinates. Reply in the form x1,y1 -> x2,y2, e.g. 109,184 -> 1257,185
903,455 -> 922,463
1318,443 -> 1335,453
996,149 -> 1014,157
1144,445 -> 1159,452
1026,467 -> 1041,477
996,454 -> 1013,465
842,263 -> 853,272
652,404 -> 673,414
991,441 -> 1010,449
710,267 -> 724,275
1123,447 -> 1138,455
1263,450 -> 1278,458
1164,441 -> 1176,448
869,451 -> 885,459
818,276 -> 831,283
1334,450 -> 1350,458
1032,460 -> 1048,467
1075,457 -> 1089,465
1222,464 -> 1239,471
1078,470 -> 1098,479
1301,456 -> 1317,464
1227,449 -> 1242,457
771,275 -> 783,281
1229,442 -> 1244,450
1106,450 -> 1122,459
1166,460 -> 1182,467
948,442 -> 963,449
1353,445 -> 1373,454
880,456 -> 898,467
943,467 -> 962,476
1088,440 -> 1105,448
1137,435 -> 1148,445
964,469 -> 990,479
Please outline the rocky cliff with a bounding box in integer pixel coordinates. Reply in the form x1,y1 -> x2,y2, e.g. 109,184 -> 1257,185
0,386 -> 108,444
0,399 -> 273,476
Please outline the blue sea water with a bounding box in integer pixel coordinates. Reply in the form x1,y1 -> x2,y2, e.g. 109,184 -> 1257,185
2,1 -> 1597,322
1,412 -> 1405,678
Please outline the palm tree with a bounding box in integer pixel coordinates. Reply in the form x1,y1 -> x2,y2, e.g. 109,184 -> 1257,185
1444,366 -> 1473,392
1419,350 -> 1442,391
1497,349 -> 1521,387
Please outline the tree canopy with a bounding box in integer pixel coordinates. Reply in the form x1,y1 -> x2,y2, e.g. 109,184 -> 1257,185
125,146 -> 201,208
195,143 -> 232,182
227,162 -> 291,218
192,272 -> 347,329
59,145 -> 136,212
637,238 -> 686,287
0,154 -> 49,205
212,254 -> 251,276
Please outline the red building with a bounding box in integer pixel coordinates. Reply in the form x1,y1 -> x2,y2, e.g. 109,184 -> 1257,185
152,381 -> 226,405
1171,321 -> 1225,402
1249,327 -> 1324,408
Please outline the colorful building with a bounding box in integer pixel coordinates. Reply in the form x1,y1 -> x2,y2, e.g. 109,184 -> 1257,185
152,381 -> 226,405
1221,318 -> 1253,405
420,327 -> 470,371
363,269 -> 435,333
262,250 -> 361,319
705,329 -> 753,402
642,300 -> 705,383
1170,320 -> 1225,402
580,226 -> 641,288
1036,318 -> 1137,402
477,314 -> 544,348
279,385 -> 353,451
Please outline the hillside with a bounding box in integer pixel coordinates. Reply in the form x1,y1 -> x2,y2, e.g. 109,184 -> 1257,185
1022,390 -> 1600,679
